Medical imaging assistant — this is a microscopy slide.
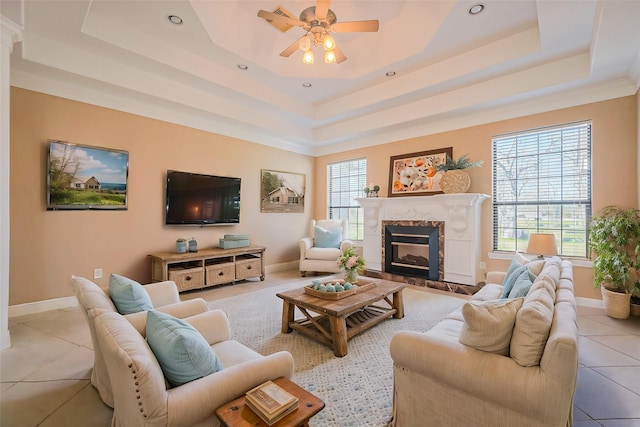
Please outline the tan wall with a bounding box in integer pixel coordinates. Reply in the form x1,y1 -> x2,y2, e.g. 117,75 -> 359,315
314,96 -> 638,299
9,88 -> 313,305
10,88 -> 638,304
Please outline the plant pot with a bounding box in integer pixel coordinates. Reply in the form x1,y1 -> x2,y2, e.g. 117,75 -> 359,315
601,286 -> 631,319
439,170 -> 471,194
631,297 -> 640,317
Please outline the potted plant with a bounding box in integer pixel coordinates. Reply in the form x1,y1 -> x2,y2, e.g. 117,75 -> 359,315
364,185 -> 380,197
436,154 -> 483,194
589,206 -> 640,319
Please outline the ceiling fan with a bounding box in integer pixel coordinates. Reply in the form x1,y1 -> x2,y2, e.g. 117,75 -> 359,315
257,0 -> 379,64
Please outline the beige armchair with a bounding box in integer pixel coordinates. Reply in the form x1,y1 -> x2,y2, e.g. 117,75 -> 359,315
299,219 -> 354,276
92,309 -> 295,427
71,275 -> 210,408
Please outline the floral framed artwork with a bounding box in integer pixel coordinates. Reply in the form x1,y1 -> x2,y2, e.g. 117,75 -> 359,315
260,169 -> 305,213
388,147 -> 452,197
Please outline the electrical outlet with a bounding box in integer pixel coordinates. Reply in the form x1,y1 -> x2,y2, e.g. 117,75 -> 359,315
94,268 -> 103,279
479,261 -> 486,270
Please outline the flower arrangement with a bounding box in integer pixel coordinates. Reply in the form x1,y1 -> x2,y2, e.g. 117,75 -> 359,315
336,247 -> 366,283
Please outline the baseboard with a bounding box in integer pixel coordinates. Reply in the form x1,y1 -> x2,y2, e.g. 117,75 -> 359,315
265,260 -> 298,273
576,297 -> 604,308
9,296 -> 78,318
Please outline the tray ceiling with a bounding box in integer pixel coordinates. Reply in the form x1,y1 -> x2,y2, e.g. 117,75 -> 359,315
5,0 -> 640,155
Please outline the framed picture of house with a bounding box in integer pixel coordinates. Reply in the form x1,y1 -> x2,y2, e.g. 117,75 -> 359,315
46,140 -> 129,210
260,169 -> 305,213
388,147 -> 452,197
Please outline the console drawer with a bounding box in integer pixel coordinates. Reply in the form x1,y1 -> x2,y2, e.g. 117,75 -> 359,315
235,257 -> 261,280
205,262 -> 235,286
169,266 -> 204,292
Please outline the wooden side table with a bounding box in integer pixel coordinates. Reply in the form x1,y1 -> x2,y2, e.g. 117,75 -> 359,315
215,377 -> 325,427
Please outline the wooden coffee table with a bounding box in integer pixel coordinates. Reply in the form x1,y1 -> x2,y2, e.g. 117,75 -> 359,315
215,377 -> 324,427
276,279 -> 407,357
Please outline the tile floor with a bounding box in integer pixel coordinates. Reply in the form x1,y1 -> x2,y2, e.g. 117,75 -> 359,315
1,270 -> 639,427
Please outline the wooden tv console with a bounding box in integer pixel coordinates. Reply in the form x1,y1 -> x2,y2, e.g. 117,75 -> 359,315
148,245 -> 265,292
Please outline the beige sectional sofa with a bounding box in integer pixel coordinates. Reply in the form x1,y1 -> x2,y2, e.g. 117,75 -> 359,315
389,256 -> 578,427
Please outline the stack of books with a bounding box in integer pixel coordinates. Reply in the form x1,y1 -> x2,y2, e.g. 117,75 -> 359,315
245,380 -> 299,425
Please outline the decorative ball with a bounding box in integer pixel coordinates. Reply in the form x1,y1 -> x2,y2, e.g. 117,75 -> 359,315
318,284 -> 327,292
325,284 -> 336,292
312,279 -> 322,286
335,284 -> 345,292
344,283 -> 353,290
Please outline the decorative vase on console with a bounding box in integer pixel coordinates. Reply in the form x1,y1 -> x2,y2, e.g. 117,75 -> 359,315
176,238 -> 187,253
337,247 -> 365,284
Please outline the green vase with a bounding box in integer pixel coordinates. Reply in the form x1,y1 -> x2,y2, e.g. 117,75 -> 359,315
344,269 -> 358,284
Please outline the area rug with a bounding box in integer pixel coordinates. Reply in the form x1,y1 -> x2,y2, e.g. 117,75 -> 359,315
207,279 -> 466,427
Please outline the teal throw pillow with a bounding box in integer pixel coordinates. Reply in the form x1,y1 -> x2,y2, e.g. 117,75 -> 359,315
109,274 -> 153,315
146,310 -> 223,387
314,225 -> 342,248
499,259 -> 526,298
508,269 -> 537,298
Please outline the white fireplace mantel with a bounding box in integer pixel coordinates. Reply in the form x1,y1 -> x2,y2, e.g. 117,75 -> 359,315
357,193 -> 490,286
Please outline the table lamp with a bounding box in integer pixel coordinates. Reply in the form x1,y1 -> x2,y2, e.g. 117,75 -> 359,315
526,233 -> 558,258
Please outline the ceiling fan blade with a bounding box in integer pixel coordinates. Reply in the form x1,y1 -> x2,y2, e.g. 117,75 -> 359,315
315,0 -> 330,20
280,36 -> 306,57
257,10 -> 305,28
333,20 -> 379,33
334,45 -> 347,63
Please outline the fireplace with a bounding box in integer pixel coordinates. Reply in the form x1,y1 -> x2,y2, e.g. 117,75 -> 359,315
383,221 -> 443,281
357,194 -> 489,295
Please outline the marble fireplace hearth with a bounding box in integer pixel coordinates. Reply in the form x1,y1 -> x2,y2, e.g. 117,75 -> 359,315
357,194 -> 489,296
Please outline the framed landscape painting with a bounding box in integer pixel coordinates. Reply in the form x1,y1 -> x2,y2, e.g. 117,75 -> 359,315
260,169 -> 305,213
388,147 -> 452,197
47,140 -> 129,210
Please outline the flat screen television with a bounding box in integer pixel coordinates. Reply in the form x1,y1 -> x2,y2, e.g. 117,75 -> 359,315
47,140 -> 129,210
165,170 -> 241,225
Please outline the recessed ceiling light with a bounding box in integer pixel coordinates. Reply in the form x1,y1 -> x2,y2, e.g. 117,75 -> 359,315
237,64 -> 248,70
468,4 -> 484,15
302,83 -> 312,88
385,71 -> 396,77
168,15 -> 183,25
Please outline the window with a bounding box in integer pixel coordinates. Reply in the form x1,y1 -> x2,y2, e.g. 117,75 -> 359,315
328,158 -> 367,240
492,121 -> 591,257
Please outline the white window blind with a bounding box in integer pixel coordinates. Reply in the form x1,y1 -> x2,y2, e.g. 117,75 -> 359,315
328,158 -> 367,240
492,121 -> 592,257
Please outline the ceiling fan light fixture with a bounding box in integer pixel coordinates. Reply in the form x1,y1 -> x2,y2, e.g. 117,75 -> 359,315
325,50 -> 336,63
302,50 -> 314,64
323,34 -> 336,51
299,35 -> 311,51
